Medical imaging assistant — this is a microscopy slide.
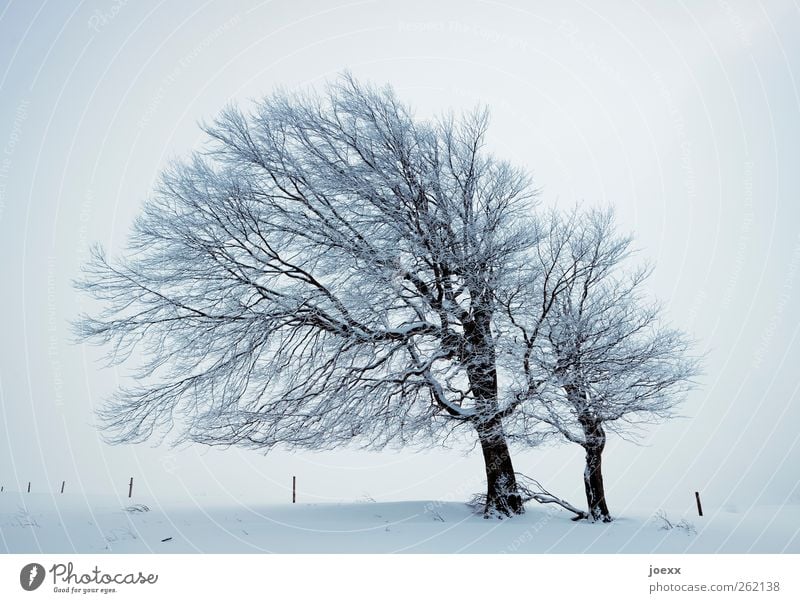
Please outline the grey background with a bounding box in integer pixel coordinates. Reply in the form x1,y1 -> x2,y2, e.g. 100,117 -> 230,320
0,0 -> 798,516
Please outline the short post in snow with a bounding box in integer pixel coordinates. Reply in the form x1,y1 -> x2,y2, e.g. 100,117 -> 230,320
695,491 -> 703,517
128,477 -> 134,499
292,476 -> 296,504
61,480 -> 65,494
27,481 -> 31,493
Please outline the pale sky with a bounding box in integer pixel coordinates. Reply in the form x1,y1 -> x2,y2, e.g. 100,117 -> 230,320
1,0 -> 799,518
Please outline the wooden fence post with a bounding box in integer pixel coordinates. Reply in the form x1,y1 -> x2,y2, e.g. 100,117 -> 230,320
61,480 -> 65,494
128,477 -> 134,498
292,476 -> 296,504
695,491 -> 703,517
27,481 -> 31,493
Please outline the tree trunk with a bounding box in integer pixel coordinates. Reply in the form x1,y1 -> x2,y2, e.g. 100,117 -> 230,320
476,418 -> 524,518
582,422 -> 611,522
463,304 -> 524,518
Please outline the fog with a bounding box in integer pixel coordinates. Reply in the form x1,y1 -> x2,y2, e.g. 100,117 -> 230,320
1,0 -> 798,517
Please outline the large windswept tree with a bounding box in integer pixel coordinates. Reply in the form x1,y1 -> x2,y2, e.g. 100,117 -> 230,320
514,208 -> 699,522
75,74 -> 540,517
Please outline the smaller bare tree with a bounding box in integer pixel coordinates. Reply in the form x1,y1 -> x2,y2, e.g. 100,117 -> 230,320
517,208 -> 699,522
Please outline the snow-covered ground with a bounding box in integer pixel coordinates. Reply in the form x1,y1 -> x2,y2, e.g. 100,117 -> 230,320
1,494 -> 797,554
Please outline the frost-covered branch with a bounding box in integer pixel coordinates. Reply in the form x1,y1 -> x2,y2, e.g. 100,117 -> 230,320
75,73 -> 539,517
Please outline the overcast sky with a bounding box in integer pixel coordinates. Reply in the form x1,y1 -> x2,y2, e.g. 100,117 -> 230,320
1,0 -> 799,518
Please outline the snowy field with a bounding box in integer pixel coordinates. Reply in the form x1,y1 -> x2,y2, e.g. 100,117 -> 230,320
2,494 -> 797,554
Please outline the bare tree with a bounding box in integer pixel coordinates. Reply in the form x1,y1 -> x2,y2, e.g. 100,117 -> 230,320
513,208 -> 699,522
75,74 -> 539,517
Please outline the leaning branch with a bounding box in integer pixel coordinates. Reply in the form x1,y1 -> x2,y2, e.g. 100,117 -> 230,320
516,473 -> 588,520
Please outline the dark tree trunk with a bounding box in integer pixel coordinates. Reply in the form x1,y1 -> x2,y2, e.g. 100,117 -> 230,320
464,303 -> 524,518
581,421 -> 611,522
476,418 -> 524,517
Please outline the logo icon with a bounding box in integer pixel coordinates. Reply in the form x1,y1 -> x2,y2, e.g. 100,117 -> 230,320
20,563 -> 46,591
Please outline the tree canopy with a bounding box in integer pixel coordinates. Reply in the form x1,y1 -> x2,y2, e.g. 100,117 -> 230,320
75,74 -> 697,518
